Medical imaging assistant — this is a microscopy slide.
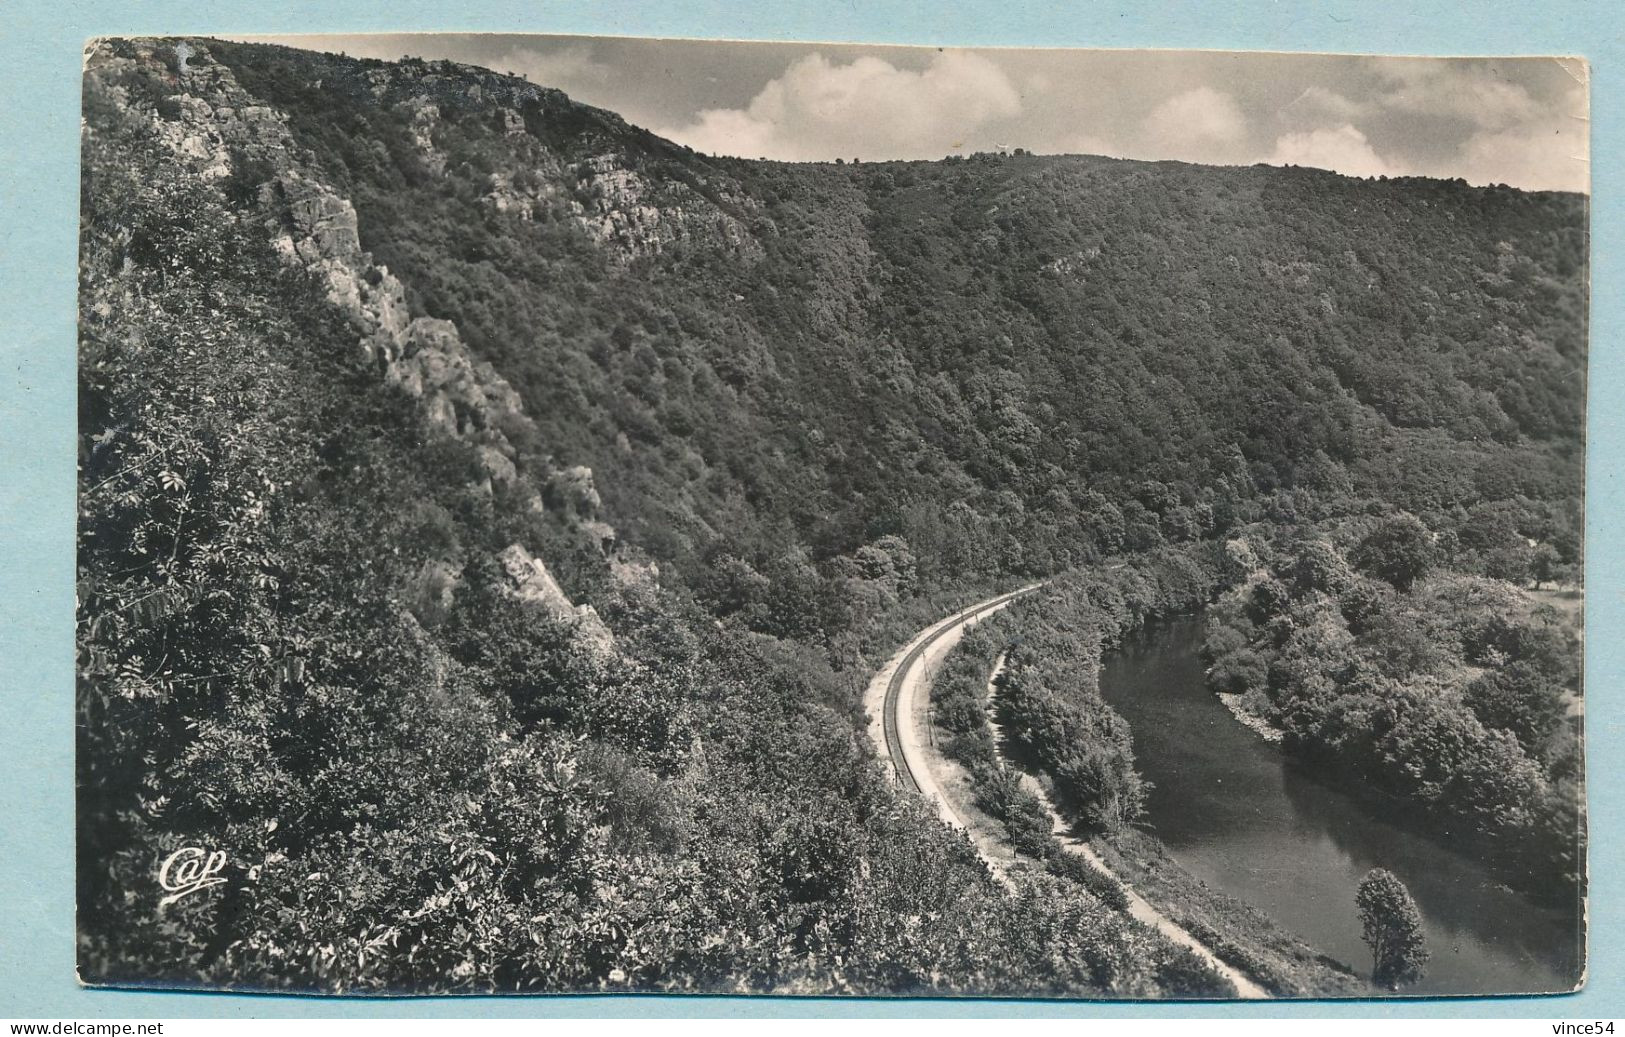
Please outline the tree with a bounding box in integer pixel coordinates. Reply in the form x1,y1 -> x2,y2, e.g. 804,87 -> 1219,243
1351,513 -> 1437,592
1245,576 -> 1291,625
1530,542 -> 1563,589
1464,663 -> 1566,755
1483,542 -> 1532,585
1356,868 -> 1430,989
1290,537 -> 1354,595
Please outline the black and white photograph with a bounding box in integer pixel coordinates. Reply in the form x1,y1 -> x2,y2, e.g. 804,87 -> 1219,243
75,33 -> 1588,999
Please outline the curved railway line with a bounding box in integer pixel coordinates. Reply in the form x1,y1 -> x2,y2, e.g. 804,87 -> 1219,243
865,580 -> 1270,999
877,585 -> 1040,794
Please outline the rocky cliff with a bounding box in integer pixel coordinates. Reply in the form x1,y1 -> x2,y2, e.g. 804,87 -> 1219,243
86,37 -> 631,652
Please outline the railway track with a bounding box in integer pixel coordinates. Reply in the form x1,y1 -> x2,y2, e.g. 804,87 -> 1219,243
876,585 -> 1041,794
866,579 -> 1269,998
864,576 -> 1269,998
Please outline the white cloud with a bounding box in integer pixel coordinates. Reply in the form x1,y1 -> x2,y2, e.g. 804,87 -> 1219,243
1268,124 -> 1392,179
1281,85 -> 1366,125
1137,86 -> 1249,164
1370,59 -> 1544,131
1063,62 -> 1586,191
657,50 -> 1022,161
1455,123 -> 1589,193
1354,59 -> 1588,191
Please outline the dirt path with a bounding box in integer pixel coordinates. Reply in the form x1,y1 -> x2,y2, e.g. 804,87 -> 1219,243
983,652 -> 1269,999
866,589 -> 1269,998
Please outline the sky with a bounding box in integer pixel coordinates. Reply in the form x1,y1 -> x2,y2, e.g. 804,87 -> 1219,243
235,33 -> 1590,193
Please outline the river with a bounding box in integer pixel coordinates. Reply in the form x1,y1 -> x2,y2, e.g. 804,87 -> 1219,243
1097,615 -> 1584,996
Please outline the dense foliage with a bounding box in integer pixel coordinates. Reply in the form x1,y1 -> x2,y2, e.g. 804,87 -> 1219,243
992,551 -> 1221,829
928,624 -> 1131,909
78,36 -> 1584,996
1202,522 -> 1584,894
216,39 -> 1585,595
937,551 -> 1220,847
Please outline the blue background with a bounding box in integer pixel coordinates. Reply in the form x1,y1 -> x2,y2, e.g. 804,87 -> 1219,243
2,0 -> 1618,1019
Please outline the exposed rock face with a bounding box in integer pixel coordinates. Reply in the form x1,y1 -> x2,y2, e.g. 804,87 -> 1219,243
484,171 -> 544,220
540,466 -> 622,555
570,154 -> 764,263
1041,245 -> 1102,279
278,172 -> 363,262
496,544 -> 616,659
89,40 -> 533,493
85,38 -> 632,660
475,445 -> 518,487
474,150 -> 763,263
136,38 -> 769,267
386,317 -> 527,458
396,96 -> 447,176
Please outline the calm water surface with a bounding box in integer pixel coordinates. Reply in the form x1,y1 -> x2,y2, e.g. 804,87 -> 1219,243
1098,615 -> 1583,996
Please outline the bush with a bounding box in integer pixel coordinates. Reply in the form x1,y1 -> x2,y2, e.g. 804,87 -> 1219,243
998,658 -> 1147,830
1047,850 -> 1131,911
1209,648 -> 1268,695
1350,513 -> 1436,592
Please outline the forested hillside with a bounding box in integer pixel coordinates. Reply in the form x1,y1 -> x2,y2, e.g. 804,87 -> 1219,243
211,39 -> 1586,600
77,37 -> 1585,994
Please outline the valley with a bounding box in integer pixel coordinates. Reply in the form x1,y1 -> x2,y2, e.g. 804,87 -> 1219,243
75,36 -> 1586,998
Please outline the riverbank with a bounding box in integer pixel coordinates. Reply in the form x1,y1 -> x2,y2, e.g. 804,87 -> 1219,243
978,655 -> 1270,998
910,556 -> 1377,997
1102,615 -> 1584,996
1215,692 -> 1283,743
983,674 -> 1364,998
869,590 -> 1247,997
1203,600 -> 1582,910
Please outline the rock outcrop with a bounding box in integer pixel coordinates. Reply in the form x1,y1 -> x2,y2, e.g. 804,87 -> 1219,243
569,155 -> 764,263
396,96 -> 447,177
84,38 -> 632,657
544,465 -> 603,518
496,544 -> 616,659
90,40 -> 531,492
